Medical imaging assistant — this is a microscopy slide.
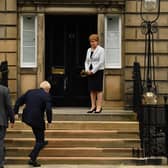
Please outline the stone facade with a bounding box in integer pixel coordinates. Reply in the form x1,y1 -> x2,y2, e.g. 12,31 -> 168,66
0,0 -> 167,108
124,0 -> 168,106
0,0 -> 17,104
17,0 -> 125,109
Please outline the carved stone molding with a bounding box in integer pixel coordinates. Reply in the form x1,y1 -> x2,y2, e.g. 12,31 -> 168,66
17,0 -> 125,8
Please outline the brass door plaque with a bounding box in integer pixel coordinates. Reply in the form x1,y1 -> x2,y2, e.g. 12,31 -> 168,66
51,68 -> 65,75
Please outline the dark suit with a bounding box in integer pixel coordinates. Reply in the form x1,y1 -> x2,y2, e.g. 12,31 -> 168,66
0,85 -> 14,167
14,88 -> 52,161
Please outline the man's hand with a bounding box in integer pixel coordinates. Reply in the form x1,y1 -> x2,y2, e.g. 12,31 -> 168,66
10,123 -> 14,128
47,123 -> 52,129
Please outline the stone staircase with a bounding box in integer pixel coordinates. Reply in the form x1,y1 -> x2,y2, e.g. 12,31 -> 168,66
5,109 -> 145,165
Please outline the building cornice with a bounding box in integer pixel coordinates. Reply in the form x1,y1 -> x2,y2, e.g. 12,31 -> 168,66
17,0 -> 125,8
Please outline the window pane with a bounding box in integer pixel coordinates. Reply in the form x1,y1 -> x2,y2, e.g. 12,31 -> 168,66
23,30 -> 35,46
23,16 -> 35,30
105,16 -> 121,68
105,49 -> 120,65
107,31 -> 119,49
21,15 -> 37,67
107,17 -> 119,32
23,46 -> 35,63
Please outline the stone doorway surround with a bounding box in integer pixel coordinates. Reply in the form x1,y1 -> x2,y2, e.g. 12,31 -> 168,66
17,0 -> 125,109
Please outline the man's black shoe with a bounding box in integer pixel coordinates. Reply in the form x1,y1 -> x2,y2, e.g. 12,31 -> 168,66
43,140 -> 48,146
28,159 -> 41,167
42,140 -> 48,148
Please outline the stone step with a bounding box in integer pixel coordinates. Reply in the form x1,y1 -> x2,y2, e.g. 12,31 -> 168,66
6,156 -> 146,165
10,121 -> 139,131
18,108 -> 136,121
51,113 -> 137,121
6,130 -> 139,139
5,138 -> 140,148
8,109 -> 141,165
6,147 -> 136,157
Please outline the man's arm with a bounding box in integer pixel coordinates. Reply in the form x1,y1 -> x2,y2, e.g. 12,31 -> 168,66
45,95 -> 52,126
5,88 -> 14,124
13,93 -> 27,114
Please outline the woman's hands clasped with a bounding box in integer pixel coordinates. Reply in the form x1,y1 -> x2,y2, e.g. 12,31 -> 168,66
87,70 -> 93,76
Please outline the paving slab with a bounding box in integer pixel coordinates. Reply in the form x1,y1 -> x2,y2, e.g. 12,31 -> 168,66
5,165 -> 168,168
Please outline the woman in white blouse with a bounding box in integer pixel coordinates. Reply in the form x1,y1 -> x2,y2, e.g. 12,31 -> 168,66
85,34 -> 105,113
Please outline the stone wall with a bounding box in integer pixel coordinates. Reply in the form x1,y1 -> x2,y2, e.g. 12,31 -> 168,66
1,0 -> 167,107
124,0 -> 168,106
0,0 -> 17,104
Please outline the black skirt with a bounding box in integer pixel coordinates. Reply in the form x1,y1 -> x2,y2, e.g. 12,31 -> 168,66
88,70 -> 104,92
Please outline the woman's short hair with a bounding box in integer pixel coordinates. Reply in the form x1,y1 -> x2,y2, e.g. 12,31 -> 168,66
89,34 -> 99,42
40,81 -> 51,90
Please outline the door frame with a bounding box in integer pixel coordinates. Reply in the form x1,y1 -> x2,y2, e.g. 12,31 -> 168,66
37,11 -> 124,106
44,14 -> 97,106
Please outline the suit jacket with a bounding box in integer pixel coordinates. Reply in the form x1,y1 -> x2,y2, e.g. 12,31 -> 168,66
0,85 -> 14,127
14,88 -> 52,130
85,45 -> 105,74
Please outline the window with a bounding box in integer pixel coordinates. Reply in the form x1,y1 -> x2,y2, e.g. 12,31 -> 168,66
105,15 -> 122,69
20,15 -> 37,68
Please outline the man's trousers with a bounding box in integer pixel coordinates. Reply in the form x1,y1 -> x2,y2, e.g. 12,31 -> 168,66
29,127 -> 46,161
0,126 -> 6,167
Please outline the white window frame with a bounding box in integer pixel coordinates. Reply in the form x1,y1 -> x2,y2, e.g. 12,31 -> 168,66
104,15 -> 122,69
20,15 -> 37,68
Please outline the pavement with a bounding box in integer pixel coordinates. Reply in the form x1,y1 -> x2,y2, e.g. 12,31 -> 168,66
4,165 -> 168,168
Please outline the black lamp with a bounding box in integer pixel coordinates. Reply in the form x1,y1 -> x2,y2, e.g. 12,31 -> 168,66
140,0 -> 160,104
144,0 -> 158,10
141,0 -> 160,22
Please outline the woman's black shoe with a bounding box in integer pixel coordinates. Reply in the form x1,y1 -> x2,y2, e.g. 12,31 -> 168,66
95,108 -> 102,113
87,107 -> 96,113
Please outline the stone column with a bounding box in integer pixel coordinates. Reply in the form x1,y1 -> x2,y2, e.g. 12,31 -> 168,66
37,13 -> 45,86
97,13 -> 105,47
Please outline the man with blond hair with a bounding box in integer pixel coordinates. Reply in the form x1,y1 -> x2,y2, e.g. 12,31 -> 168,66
14,81 -> 52,167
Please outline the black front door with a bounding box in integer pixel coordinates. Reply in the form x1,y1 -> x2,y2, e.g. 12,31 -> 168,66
45,15 -> 97,106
